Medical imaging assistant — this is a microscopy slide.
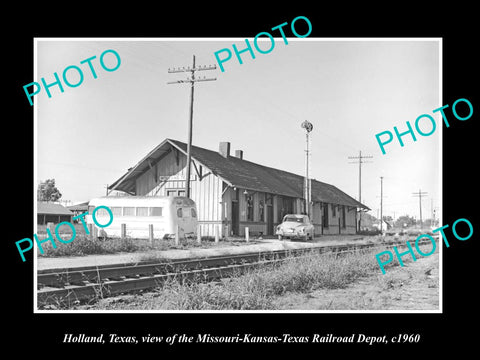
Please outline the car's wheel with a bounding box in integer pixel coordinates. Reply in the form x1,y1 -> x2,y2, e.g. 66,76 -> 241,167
309,232 -> 314,241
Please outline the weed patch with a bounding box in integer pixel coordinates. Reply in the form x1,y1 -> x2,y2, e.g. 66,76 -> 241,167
83,247 -> 400,311
37,235 -> 260,258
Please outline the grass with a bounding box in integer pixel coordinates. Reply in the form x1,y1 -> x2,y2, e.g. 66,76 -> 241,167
38,235 -> 139,257
79,245 -> 411,311
37,234 -> 261,258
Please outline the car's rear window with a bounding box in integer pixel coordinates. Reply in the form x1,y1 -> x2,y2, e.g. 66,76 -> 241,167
284,216 -> 304,223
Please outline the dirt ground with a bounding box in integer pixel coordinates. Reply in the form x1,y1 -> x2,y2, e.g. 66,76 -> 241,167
272,252 -> 440,311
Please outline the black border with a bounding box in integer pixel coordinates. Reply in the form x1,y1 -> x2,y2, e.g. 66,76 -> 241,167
6,5 -> 478,354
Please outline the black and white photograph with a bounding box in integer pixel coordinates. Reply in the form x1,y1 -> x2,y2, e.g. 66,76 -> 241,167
6,6 -> 478,354
33,38 -> 442,313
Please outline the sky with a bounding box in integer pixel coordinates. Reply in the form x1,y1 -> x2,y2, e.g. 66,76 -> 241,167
35,38 -> 441,222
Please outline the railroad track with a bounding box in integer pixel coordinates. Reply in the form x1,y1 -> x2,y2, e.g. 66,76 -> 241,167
37,238 -> 433,308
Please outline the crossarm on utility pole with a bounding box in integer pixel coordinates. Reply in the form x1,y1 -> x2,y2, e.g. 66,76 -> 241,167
167,55 -> 217,198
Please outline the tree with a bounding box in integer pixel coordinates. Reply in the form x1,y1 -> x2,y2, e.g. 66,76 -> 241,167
361,212 -> 377,228
37,179 -> 62,202
394,215 -> 416,228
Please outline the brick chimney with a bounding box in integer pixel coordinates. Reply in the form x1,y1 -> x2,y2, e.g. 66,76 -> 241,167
219,142 -> 230,158
235,150 -> 243,160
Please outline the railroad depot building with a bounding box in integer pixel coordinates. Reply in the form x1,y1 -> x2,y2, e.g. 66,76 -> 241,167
108,139 -> 369,237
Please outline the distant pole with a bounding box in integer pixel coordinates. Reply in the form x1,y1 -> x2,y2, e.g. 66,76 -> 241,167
430,198 -> 435,228
348,151 -> 373,232
168,56 -> 217,198
380,176 -> 383,233
412,189 -> 428,229
430,198 -> 433,227
431,199 -> 436,228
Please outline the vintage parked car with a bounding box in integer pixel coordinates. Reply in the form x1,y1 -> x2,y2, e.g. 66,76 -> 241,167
276,214 -> 314,241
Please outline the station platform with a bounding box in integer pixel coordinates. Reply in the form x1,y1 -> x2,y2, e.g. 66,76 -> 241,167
36,235 -> 372,271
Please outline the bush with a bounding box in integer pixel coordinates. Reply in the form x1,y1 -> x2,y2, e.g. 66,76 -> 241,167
38,234 -> 262,258
38,235 -> 141,257
358,229 -> 382,236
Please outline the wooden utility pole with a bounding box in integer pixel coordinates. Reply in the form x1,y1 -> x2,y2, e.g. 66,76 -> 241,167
380,176 -> 383,233
412,189 -> 428,229
167,55 -> 216,198
348,150 -> 373,231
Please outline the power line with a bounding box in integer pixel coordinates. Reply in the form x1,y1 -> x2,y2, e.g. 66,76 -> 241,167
348,150 -> 373,231
167,55 -> 217,198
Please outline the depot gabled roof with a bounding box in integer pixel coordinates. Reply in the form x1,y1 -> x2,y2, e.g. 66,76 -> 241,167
108,138 -> 369,210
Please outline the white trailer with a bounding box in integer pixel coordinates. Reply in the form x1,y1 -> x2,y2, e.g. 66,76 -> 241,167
86,196 -> 198,239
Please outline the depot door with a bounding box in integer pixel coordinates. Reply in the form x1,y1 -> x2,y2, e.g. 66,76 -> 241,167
231,201 -> 239,236
266,205 -> 273,235
266,194 -> 274,235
